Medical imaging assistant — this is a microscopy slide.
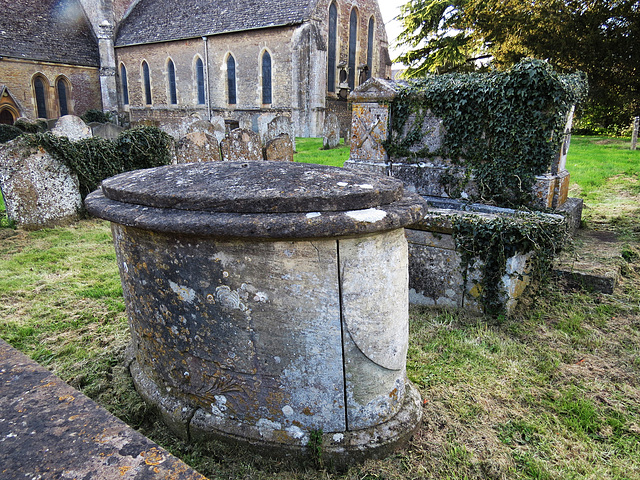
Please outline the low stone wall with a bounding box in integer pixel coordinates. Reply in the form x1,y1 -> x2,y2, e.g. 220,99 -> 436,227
407,197 -> 564,314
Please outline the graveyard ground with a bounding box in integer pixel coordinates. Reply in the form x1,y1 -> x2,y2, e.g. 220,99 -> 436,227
0,136 -> 639,479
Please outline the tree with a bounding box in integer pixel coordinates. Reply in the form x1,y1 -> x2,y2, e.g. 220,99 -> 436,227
396,0 -> 640,133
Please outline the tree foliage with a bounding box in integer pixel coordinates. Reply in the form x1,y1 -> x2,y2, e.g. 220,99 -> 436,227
396,0 -> 640,132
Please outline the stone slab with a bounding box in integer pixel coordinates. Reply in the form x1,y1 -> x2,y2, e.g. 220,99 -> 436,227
99,162 -> 405,214
554,228 -> 621,294
556,197 -> 583,232
0,338 -> 207,480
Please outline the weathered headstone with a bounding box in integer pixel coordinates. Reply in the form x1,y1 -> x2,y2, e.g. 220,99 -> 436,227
323,113 -> 340,149
257,113 -> 277,144
238,113 -> 253,131
175,131 -> 221,164
51,115 -> 92,141
266,116 -> 296,152
90,122 -> 124,140
0,137 -> 82,229
187,118 -> 225,144
632,116 -> 639,151
208,116 -> 227,143
264,134 -> 294,162
220,128 -> 263,162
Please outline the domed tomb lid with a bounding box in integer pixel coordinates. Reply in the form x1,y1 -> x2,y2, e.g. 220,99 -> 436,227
100,162 -> 403,214
86,161 -> 427,238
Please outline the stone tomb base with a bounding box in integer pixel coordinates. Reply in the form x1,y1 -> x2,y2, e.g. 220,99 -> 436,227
86,161 -> 426,467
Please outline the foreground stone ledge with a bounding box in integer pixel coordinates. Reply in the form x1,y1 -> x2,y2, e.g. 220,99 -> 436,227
0,339 -> 208,480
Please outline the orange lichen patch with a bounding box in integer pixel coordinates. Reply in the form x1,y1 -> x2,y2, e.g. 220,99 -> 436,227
68,415 -> 80,421
40,381 -> 56,388
119,466 -> 131,476
58,394 -> 75,402
389,388 -> 398,401
142,447 -> 167,466
302,407 -> 313,416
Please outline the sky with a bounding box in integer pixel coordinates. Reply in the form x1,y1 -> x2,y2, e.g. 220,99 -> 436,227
378,0 -> 407,61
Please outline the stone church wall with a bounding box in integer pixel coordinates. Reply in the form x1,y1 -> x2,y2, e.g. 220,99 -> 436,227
113,0 -> 390,137
115,26 -> 299,134
0,59 -> 102,120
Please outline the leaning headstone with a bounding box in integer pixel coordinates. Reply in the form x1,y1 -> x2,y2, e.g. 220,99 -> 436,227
0,137 -> 82,229
257,114 -> 277,144
51,115 -> 92,141
90,122 -> 124,140
208,116 -> 227,143
220,128 -> 263,162
175,131 -> 221,164
323,113 -> 340,149
266,116 -> 296,152
238,113 -> 253,132
264,134 -> 294,162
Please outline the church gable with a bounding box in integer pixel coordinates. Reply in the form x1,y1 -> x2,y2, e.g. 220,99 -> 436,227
0,0 -> 99,67
115,0 -> 315,46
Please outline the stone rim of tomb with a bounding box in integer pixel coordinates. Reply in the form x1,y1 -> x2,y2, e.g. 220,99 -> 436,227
86,161 -> 427,238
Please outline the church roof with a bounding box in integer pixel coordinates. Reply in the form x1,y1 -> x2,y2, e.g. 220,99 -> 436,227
0,0 -> 100,67
116,0 -> 316,46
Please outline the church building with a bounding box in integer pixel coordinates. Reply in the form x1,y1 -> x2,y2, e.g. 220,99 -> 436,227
0,0 -> 392,137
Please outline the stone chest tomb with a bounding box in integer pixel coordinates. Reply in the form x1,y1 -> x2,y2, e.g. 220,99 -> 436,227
86,161 -> 425,465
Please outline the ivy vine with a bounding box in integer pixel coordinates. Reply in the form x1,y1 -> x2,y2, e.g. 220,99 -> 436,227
452,210 -> 569,316
385,59 -> 588,208
28,126 -> 174,198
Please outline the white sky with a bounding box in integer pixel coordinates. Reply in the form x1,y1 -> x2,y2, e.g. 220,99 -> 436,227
378,0 -> 406,61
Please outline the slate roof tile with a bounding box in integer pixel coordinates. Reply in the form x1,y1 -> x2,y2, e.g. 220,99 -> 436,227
116,0 -> 315,46
0,0 -> 99,67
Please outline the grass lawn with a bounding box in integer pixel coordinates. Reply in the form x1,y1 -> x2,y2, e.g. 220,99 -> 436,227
1,136 -> 639,479
294,137 -> 350,167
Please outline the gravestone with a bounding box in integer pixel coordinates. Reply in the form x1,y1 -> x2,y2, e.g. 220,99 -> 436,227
175,131 -> 221,164
90,122 -> 124,140
323,113 -> 340,149
51,115 -> 92,141
208,116 -> 227,143
0,137 -> 82,229
187,118 -> 226,144
220,128 -> 262,162
257,113 -> 277,143
264,134 -> 294,162
265,116 -> 296,152
238,113 -> 253,131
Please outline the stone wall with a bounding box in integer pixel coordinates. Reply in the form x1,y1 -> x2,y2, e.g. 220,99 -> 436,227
0,58 -> 102,120
113,0 -> 391,137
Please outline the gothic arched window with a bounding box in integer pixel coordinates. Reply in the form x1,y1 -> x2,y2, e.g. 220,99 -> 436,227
56,77 -> 70,116
120,64 -> 129,105
328,2 -> 338,93
196,57 -> 205,105
227,55 -> 237,105
348,9 -> 358,90
142,61 -> 152,105
367,17 -> 375,81
33,76 -> 48,118
167,59 -> 177,104
262,51 -> 272,105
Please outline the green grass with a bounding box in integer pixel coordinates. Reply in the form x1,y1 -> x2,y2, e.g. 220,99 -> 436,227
567,136 -> 640,197
566,136 -> 640,234
294,137 -> 350,167
0,136 -> 639,479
